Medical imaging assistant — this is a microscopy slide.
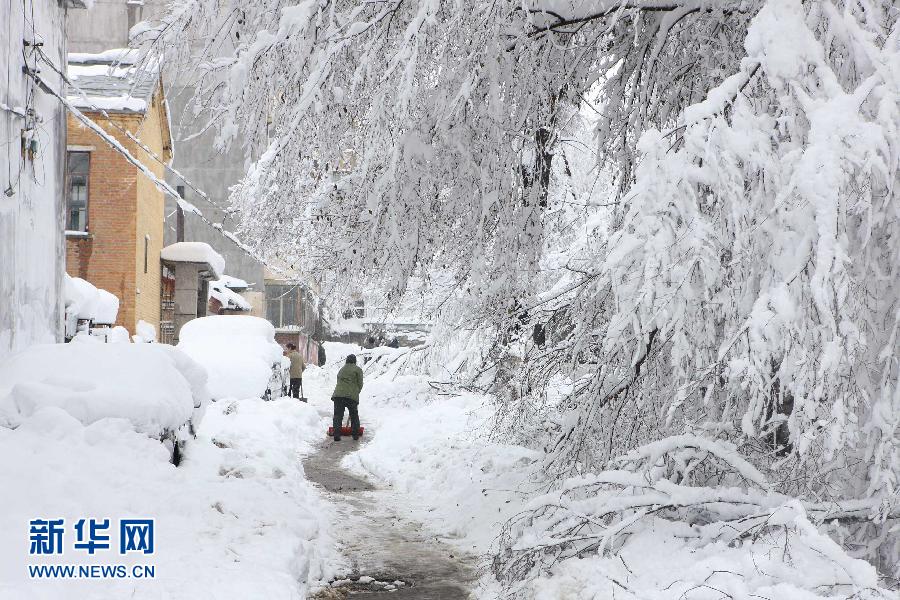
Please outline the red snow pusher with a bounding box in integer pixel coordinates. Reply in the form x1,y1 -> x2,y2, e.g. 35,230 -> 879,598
327,418 -> 365,438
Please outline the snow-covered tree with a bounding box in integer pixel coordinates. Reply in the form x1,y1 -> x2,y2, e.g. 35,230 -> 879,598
144,0 -> 899,581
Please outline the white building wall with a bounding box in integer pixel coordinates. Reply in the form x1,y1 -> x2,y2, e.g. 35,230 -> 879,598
0,0 -> 72,359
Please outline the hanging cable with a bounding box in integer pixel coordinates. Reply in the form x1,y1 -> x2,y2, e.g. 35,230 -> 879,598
35,47 -> 232,213
26,68 -> 299,282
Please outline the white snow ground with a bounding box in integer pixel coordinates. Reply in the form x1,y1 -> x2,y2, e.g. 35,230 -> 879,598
1,340 -> 893,600
311,343 -> 897,600
0,390 -> 339,599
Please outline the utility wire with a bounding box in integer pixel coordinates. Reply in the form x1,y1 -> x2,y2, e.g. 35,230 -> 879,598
28,56 -> 304,286
36,47 -> 230,215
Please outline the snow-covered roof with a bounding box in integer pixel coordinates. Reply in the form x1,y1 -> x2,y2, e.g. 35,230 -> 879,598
209,281 -> 251,312
217,275 -> 249,290
66,49 -> 159,114
68,48 -> 143,65
161,242 -> 225,278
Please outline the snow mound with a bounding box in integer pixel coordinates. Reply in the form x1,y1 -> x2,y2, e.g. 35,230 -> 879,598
94,288 -> 120,324
0,397 -> 337,597
134,319 -> 157,343
177,315 -> 283,400
64,274 -> 119,325
0,342 -> 208,439
161,242 -> 225,278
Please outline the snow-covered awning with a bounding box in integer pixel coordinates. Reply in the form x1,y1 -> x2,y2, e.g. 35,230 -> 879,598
217,275 -> 249,291
161,242 -> 225,279
209,281 -> 251,312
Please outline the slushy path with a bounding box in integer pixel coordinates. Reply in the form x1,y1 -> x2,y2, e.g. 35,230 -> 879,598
304,433 -> 476,599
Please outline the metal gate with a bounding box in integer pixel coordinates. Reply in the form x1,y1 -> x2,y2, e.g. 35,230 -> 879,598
160,264 -> 176,344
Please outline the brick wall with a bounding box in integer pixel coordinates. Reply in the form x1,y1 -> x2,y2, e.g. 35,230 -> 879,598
66,113 -> 139,332
64,90 -> 168,335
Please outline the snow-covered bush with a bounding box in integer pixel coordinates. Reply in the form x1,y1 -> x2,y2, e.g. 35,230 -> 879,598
0,341 -> 209,455
496,437 -> 898,598
176,315 -> 285,400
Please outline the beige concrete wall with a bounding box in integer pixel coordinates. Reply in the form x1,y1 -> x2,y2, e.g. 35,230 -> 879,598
243,290 -> 266,318
132,89 -> 168,333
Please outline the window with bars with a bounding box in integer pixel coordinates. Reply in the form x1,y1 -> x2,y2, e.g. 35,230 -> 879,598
66,151 -> 90,232
266,285 -> 319,332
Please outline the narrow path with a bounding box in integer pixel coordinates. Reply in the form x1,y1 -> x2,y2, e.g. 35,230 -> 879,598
304,434 -> 476,599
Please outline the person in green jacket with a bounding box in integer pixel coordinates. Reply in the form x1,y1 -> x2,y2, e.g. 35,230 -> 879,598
332,354 -> 363,441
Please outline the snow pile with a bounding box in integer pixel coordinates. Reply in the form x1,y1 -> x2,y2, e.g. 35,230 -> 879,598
160,242 -> 225,278
176,315 -> 283,400
64,275 -> 98,320
64,274 -> 119,324
0,397 -> 337,598
133,319 -> 157,343
0,342 -> 207,440
520,512 -> 890,600
94,289 -> 119,324
92,325 -> 130,343
209,280 -> 252,311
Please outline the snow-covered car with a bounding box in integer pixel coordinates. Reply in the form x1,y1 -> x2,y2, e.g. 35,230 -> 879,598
176,315 -> 287,400
0,339 -> 209,464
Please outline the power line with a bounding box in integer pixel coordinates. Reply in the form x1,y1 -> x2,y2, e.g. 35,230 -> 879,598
30,50 -> 307,286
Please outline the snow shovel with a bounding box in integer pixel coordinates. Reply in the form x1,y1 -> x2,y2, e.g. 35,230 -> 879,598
298,378 -> 308,403
327,415 -> 365,438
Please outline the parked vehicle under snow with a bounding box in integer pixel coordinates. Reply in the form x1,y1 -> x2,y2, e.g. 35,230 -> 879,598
0,339 -> 209,463
176,315 -> 289,400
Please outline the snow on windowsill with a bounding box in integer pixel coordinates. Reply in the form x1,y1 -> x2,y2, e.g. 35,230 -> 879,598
65,230 -> 92,239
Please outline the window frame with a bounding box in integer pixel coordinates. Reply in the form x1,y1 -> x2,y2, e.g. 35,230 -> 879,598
65,150 -> 91,233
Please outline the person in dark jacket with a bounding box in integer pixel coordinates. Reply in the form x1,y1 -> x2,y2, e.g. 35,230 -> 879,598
331,354 -> 363,441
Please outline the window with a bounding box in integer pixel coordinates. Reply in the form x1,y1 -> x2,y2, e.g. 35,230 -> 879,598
66,151 -> 90,232
267,285 -> 299,328
267,284 -> 314,329
144,235 -> 149,273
